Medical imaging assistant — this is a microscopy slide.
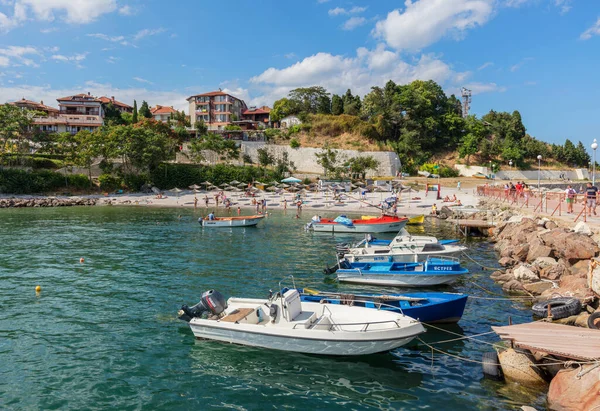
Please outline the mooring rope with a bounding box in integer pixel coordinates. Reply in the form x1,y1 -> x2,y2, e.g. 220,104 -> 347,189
461,250 -> 502,271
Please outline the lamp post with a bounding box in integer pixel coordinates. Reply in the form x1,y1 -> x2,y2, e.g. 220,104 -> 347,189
489,160 -> 492,178
592,139 -> 598,186
537,155 -> 542,190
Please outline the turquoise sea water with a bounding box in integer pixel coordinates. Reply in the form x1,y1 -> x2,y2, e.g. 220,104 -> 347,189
0,207 -> 545,410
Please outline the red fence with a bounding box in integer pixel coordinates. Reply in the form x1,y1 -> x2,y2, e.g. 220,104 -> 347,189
476,186 -> 593,222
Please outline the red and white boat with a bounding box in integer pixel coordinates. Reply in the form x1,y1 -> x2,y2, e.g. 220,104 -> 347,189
308,215 -> 408,233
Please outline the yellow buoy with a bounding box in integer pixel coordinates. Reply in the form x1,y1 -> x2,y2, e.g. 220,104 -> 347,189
35,285 -> 41,293
79,257 -> 85,263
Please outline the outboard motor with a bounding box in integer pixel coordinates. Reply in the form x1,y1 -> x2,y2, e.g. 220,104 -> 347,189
178,290 -> 227,322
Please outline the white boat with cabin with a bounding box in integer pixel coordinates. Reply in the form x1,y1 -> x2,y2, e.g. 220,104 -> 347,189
199,215 -> 264,228
178,288 -> 424,356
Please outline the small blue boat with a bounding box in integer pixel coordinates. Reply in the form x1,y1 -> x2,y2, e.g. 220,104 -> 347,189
292,289 -> 468,324
335,257 -> 469,287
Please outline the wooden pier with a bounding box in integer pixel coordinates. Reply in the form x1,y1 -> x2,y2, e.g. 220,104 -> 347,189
454,219 -> 496,237
492,322 -> 600,361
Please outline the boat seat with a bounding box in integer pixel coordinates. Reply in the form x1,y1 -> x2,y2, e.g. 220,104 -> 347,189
312,315 -> 333,331
220,308 -> 256,323
291,311 -> 317,329
282,289 -> 303,321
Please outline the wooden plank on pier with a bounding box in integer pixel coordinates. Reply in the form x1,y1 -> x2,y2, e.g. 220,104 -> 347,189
455,219 -> 496,228
492,322 -> 600,361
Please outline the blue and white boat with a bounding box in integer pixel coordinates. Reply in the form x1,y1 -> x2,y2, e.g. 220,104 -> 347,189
292,289 -> 468,324
335,257 -> 468,287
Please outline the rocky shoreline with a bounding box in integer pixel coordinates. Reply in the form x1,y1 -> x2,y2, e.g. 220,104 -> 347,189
0,197 -> 98,208
473,199 -> 600,410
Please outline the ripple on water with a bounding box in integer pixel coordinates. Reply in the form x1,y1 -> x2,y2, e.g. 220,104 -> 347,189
0,207 -> 545,410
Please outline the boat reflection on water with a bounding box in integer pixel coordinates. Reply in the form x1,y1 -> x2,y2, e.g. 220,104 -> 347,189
186,341 -> 424,408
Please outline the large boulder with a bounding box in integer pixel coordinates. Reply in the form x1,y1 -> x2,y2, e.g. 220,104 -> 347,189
589,260 -> 600,295
573,221 -> 592,236
512,243 -> 530,262
526,238 -> 553,263
502,279 -> 525,292
541,230 -> 600,264
540,276 -> 590,300
548,366 -> 600,411
513,264 -> 539,282
569,260 -> 590,279
523,281 -> 553,295
498,257 -> 516,267
532,257 -> 558,270
540,263 -> 568,280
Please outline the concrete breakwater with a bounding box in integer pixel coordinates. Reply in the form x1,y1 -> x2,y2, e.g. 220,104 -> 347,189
0,197 -> 97,208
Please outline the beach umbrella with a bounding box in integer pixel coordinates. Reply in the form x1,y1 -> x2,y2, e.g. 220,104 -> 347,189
281,177 -> 302,183
230,180 -> 241,185
269,180 -> 280,186
229,187 -> 242,192
170,187 -> 183,200
355,182 -> 366,187
201,181 -> 213,186
189,184 -> 201,190
218,183 -> 229,188
237,182 -> 247,188
287,186 -> 299,192
280,183 -> 290,188
266,186 -> 278,192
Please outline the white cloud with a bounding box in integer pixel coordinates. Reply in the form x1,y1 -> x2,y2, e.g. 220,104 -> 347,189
505,0 -> 572,13
328,7 -> 346,16
249,47 -> 474,106
373,0 -> 494,51
0,0 -> 117,32
510,57 -> 532,72
478,61 -> 493,70
284,52 -> 297,59
106,56 -> 118,64
328,6 -> 367,16
40,27 -> 59,33
51,52 -> 87,68
580,17 -> 600,40
133,76 -> 153,84
133,28 -> 165,41
343,17 -> 366,30
1,82 -> 190,112
87,33 -> 125,42
0,45 -> 40,67
0,56 -> 10,67
118,5 -> 136,16
463,82 -> 506,94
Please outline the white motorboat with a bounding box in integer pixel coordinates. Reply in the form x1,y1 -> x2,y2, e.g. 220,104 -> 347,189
178,289 -> 424,356
336,229 -> 467,264
199,215 -> 264,228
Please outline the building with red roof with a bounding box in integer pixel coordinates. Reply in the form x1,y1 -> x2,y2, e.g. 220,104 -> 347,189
150,105 -> 178,123
98,96 -> 133,113
187,90 -> 247,131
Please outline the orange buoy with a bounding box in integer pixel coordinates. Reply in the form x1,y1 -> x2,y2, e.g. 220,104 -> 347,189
79,257 -> 85,263
35,285 -> 41,293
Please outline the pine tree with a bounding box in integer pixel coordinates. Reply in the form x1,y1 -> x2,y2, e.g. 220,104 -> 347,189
139,101 -> 152,119
331,94 -> 344,115
132,100 -> 138,123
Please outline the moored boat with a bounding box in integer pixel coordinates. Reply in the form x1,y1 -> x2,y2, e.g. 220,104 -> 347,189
308,215 -> 407,233
407,215 -> 425,225
335,256 -> 469,287
293,289 -> 468,324
199,215 -> 265,228
332,229 -> 467,265
178,288 -> 425,356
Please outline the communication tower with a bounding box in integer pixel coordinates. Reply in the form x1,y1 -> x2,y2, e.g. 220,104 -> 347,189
461,87 -> 472,118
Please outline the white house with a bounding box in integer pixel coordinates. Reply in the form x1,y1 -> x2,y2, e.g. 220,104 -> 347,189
280,115 -> 301,128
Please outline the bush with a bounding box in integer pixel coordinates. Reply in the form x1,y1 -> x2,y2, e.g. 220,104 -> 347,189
264,128 -> 281,140
287,124 -> 302,135
122,173 -> 149,191
0,168 -> 89,194
419,163 -> 459,178
0,155 -> 64,169
290,138 -> 300,148
307,114 -> 380,139
98,174 -> 122,191
149,163 -> 281,190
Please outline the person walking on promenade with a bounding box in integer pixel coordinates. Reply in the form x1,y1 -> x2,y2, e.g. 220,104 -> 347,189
586,182 -> 598,216
565,185 -> 576,214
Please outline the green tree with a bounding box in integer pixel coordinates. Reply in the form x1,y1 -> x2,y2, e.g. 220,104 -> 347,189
195,118 -> 207,136
257,147 -> 275,168
132,100 -> 138,123
345,156 -> 379,180
72,130 -> 100,186
574,141 -> 591,167
331,94 -> 344,115
103,102 -> 125,126
270,98 -> 294,122
274,151 -> 296,178
288,86 -> 330,115
189,133 -> 239,164
0,103 -> 39,162
315,146 -> 341,177
458,115 -> 486,165
139,100 -> 152,119
121,112 -> 133,125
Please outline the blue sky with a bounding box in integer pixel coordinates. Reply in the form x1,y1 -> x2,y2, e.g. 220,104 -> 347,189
0,0 -> 599,146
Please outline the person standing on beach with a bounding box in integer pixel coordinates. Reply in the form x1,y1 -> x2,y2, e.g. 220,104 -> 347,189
194,196 -> 198,209
283,199 -> 287,210
586,182 -> 598,216
237,206 -> 241,215
565,185 -> 576,214
457,181 -> 461,191
204,195 -> 209,208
